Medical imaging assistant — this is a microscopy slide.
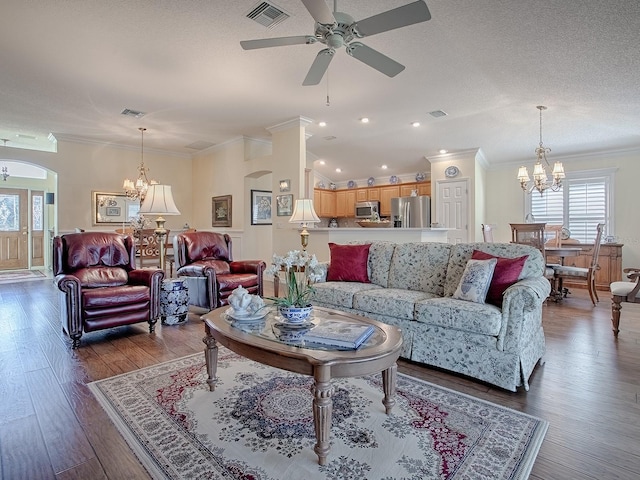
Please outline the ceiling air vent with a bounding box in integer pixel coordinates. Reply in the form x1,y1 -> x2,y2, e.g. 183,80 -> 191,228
428,110 -> 448,118
246,1 -> 289,29
120,108 -> 146,118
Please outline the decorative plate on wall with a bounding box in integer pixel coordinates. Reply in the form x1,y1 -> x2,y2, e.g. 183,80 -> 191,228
415,172 -> 426,182
445,165 -> 460,178
347,180 -> 356,188
389,175 -> 399,184
367,177 -> 375,186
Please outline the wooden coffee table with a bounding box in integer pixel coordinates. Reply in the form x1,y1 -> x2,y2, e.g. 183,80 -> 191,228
201,306 -> 403,465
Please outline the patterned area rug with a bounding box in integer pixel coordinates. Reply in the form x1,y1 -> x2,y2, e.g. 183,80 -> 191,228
0,269 -> 47,284
89,349 -> 548,480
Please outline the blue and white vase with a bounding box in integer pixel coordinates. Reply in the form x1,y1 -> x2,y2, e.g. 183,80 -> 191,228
279,305 -> 313,323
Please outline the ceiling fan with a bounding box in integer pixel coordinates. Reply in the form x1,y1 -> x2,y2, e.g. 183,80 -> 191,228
240,0 -> 431,85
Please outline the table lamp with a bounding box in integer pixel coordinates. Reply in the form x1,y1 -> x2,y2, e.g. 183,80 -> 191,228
289,199 -> 320,250
139,184 -> 181,272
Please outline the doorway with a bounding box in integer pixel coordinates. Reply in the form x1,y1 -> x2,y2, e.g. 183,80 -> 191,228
436,178 -> 469,244
0,188 -> 29,270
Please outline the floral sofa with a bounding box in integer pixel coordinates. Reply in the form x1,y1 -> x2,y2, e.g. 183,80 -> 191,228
310,241 -> 550,391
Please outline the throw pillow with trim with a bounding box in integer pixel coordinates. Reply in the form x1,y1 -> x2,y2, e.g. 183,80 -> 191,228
472,250 -> 529,307
326,243 -> 371,283
452,258 -> 497,303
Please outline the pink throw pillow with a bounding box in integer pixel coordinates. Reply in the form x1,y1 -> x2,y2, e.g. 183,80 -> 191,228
471,250 -> 529,306
326,243 -> 371,283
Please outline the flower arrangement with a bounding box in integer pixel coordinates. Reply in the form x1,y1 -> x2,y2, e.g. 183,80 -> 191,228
265,250 -> 323,308
130,214 -> 150,231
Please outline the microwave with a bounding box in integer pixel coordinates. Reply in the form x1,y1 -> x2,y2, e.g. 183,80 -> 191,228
355,201 -> 380,219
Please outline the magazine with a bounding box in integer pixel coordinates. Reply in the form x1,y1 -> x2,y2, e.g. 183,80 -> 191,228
303,320 -> 375,349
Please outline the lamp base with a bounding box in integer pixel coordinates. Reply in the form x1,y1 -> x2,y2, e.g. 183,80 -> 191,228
153,216 -> 167,272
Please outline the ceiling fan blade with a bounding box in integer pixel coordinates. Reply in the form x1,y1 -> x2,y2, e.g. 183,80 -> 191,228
354,0 -> 431,37
347,42 -> 405,77
303,48 -> 335,86
300,0 -> 336,25
240,35 -> 316,50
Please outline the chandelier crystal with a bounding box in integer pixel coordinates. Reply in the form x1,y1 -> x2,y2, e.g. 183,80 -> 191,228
123,127 -> 156,202
517,106 -> 565,195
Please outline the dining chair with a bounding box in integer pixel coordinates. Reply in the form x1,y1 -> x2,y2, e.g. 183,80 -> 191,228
510,222 -> 557,293
553,223 -> 604,306
481,224 -> 494,242
610,267 -> 640,336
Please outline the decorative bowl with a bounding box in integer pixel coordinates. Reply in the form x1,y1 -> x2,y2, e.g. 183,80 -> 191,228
357,220 -> 392,228
278,305 -> 313,323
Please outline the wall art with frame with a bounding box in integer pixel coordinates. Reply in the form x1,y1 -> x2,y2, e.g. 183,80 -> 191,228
250,190 -> 272,225
276,194 -> 293,216
212,195 -> 232,227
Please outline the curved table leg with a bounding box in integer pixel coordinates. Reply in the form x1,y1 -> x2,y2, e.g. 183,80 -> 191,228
611,296 -> 622,337
203,323 -> 219,391
381,362 -> 397,414
313,366 -> 334,465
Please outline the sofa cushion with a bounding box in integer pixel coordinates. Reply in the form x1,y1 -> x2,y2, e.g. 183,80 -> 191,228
327,243 -> 371,283
353,288 -> 437,321
347,241 -> 396,287
444,243 -> 544,297
414,297 -> 503,336
311,282 -> 382,310
453,258 -> 497,303
64,232 -> 130,270
387,242 -> 452,294
472,250 -> 529,307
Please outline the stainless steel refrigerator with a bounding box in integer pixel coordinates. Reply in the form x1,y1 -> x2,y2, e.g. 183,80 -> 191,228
391,196 -> 431,228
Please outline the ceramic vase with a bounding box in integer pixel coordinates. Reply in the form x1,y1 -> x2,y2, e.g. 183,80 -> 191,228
279,305 -> 313,323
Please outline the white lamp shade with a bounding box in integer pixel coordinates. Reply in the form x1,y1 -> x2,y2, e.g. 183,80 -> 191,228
289,199 -> 320,224
139,184 -> 181,215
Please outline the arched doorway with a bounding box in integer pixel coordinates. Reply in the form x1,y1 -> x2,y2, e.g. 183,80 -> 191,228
0,160 -> 57,270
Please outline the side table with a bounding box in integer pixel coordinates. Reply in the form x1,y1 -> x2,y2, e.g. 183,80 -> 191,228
160,278 -> 189,325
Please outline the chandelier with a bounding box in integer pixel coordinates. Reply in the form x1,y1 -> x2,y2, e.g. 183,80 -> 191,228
123,127 -> 156,202
517,105 -> 565,195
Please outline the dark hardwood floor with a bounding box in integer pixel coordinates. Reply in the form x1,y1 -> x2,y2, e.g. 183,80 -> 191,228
0,277 -> 638,479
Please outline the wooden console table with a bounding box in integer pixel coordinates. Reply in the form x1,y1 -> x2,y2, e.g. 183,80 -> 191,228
546,243 -> 623,291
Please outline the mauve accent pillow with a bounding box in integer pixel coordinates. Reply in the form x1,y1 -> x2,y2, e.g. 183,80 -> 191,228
327,243 -> 371,283
472,250 -> 529,307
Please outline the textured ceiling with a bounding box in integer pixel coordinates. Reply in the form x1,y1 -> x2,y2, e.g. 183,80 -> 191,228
1,0 -> 639,182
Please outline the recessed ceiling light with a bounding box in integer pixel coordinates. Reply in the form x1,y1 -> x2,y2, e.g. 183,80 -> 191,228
411,122 -> 420,127
381,165 -> 388,170
360,117 -> 369,123
318,121 -> 327,127
336,168 -> 342,173
318,160 -> 325,165
439,149 -> 448,154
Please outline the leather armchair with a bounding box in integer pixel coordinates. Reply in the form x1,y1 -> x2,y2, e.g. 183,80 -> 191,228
174,231 -> 266,310
53,232 -> 164,348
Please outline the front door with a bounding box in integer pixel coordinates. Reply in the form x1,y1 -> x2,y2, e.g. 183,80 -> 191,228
436,179 -> 469,244
0,188 -> 29,270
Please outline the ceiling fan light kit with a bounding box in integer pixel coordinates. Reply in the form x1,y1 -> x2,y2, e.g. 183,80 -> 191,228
241,0 -> 432,85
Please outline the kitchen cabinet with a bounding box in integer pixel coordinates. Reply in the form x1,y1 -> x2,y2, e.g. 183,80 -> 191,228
367,187 -> 380,201
356,189 -> 368,202
379,186 -> 400,216
335,190 -> 357,217
547,243 -> 623,291
314,189 -> 336,217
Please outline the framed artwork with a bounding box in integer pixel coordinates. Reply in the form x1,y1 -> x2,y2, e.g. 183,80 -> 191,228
250,190 -> 272,225
212,195 -> 232,227
279,179 -> 291,192
92,191 -> 140,226
276,194 -> 293,216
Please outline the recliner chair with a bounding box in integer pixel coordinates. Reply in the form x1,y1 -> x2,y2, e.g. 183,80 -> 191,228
53,232 -> 164,348
174,231 -> 266,310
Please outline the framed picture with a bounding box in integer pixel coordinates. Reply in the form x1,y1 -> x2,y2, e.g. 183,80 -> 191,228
92,191 -> 140,226
279,179 -> 291,192
251,190 -> 272,225
212,195 -> 232,227
276,194 -> 293,216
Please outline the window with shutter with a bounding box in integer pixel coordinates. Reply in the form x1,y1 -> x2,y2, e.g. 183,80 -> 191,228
527,169 -> 614,244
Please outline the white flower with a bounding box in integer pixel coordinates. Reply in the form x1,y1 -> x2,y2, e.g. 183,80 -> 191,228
266,249 -> 322,307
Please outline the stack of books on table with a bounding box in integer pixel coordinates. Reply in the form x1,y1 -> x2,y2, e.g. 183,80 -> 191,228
303,320 -> 375,349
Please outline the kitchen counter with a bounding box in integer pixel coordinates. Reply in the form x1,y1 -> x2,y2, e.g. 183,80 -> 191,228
307,227 -> 450,261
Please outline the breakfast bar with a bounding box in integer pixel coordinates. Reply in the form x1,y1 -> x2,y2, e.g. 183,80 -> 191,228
307,227 -> 450,261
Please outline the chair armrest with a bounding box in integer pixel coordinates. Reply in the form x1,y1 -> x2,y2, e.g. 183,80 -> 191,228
230,260 -> 267,274
128,268 -> 165,287
54,274 -> 82,337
